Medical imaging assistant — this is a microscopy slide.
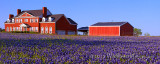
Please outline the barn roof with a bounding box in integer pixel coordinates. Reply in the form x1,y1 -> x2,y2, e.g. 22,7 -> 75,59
67,18 -> 77,25
90,22 -> 127,26
78,27 -> 88,31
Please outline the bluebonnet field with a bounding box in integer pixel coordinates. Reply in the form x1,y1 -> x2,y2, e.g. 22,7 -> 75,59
0,33 -> 160,63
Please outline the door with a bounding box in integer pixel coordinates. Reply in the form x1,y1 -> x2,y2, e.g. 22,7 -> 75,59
57,30 -> 65,35
68,31 -> 75,35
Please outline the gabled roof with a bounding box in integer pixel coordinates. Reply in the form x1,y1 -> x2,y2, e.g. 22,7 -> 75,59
67,18 -> 77,25
40,14 -> 64,22
78,27 -> 88,31
90,22 -> 127,26
15,10 -> 43,17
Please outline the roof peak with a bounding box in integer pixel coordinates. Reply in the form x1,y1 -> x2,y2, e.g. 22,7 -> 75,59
91,22 -> 128,26
97,22 -> 127,23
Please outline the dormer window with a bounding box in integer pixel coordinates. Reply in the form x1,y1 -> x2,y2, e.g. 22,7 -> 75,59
49,17 -> 52,22
42,17 -> 46,22
7,19 -> 10,22
12,19 -> 14,23
48,17 -> 55,22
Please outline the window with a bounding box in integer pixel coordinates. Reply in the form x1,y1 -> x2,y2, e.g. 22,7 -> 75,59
25,19 -> 28,22
16,27 -> 18,31
45,27 -> 48,33
35,19 -> 38,23
30,27 -> 32,31
49,27 -> 52,34
41,27 -> 44,34
10,27 -> 12,31
13,27 -> 15,31
32,27 -> 34,31
30,19 -> 33,23
42,17 -> 45,22
20,27 -> 22,31
35,27 -> 38,32
49,17 -> 52,22
20,19 -> 22,23
7,19 -> 10,22
16,19 -> 18,23
7,27 -> 9,32
12,19 -> 14,23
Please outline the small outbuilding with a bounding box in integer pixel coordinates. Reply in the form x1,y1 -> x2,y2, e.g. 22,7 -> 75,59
89,22 -> 134,36
78,27 -> 88,35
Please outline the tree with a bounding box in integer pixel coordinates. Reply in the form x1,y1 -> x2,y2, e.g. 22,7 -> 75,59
144,33 -> 150,36
134,28 -> 142,36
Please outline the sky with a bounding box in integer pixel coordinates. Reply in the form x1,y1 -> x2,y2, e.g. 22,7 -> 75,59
0,0 -> 160,36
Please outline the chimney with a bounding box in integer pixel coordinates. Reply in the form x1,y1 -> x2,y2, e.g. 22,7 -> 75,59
17,9 -> 21,15
9,14 -> 14,19
43,7 -> 47,17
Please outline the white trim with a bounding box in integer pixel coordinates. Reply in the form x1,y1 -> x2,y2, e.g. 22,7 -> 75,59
17,12 -> 34,17
42,17 -> 46,22
13,27 -> 15,31
45,27 -> 48,34
41,27 -> 44,34
15,17 -> 39,18
4,23 -> 15,24
89,26 -> 120,27
7,27 -> 9,32
25,19 -> 28,22
49,27 -> 52,34
19,23 -> 28,27
10,27 -> 12,31
39,22 -> 55,23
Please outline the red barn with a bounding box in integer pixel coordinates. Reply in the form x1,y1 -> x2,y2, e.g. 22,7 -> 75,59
4,7 -> 77,35
89,22 -> 133,36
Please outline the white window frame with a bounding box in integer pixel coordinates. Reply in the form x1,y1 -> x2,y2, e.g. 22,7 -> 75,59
7,27 -> 9,32
25,19 -> 28,22
49,27 -> 52,34
49,17 -> 52,22
30,27 -> 32,31
35,27 -> 38,32
16,19 -> 18,23
16,27 -> 19,31
45,27 -> 48,33
32,27 -> 34,31
35,19 -> 38,23
42,17 -> 45,22
12,19 -> 14,23
20,19 -> 22,23
7,19 -> 10,22
30,19 -> 33,23
10,27 -> 12,31
20,27 -> 22,31
41,27 -> 44,34
13,27 -> 15,31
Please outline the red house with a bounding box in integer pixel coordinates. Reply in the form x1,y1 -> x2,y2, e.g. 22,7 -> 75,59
89,22 -> 133,36
4,7 -> 77,35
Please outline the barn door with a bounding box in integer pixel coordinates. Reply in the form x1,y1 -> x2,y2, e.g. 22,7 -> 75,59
68,31 -> 75,35
57,30 -> 65,35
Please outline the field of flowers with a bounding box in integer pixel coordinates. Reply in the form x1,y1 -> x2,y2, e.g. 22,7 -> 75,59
0,33 -> 160,63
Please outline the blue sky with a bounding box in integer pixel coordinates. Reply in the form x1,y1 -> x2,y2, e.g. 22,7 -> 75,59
0,0 -> 160,36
